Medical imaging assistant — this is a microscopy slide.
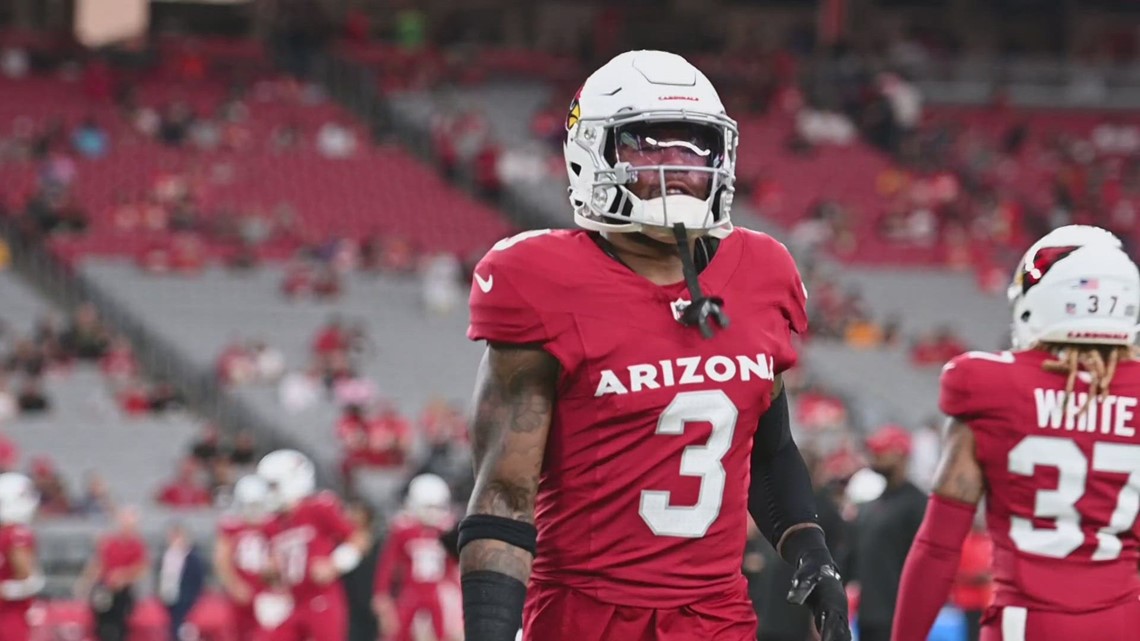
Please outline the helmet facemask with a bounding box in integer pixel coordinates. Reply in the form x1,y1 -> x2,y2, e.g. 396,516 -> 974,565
569,110 -> 737,241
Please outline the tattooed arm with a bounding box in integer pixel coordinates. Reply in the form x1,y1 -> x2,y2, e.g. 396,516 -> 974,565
930,420 -> 985,504
459,343 -> 559,640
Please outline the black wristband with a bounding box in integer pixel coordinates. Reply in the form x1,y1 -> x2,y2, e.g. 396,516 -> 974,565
458,514 -> 538,555
462,570 -> 526,641
779,525 -> 834,566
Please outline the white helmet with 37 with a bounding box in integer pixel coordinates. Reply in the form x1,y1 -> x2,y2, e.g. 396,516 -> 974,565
256,449 -> 316,511
564,50 -> 738,240
0,473 -> 39,525
1008,225 -> 1140,349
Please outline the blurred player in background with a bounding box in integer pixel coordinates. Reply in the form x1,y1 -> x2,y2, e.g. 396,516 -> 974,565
893,225 -> 1140,640
462,50 -> 849,641
257,449 -> 371,641
0,473 -> 42,641
373,473 -> 457,641
214,474 -> 273,641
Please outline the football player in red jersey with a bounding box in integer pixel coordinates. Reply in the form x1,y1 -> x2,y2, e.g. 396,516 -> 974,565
256,449 -> 371,641
460,50 -> 850,641
893,225 -> 1140,641
373,474 -> 457,641
214,475 -> 273,641
0,473 -> 42,641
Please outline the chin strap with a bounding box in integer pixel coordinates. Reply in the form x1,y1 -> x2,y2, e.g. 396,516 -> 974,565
672,223 -> 729,339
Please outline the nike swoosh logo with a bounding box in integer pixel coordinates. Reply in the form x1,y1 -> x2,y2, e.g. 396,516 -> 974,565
474,272 -> 493,293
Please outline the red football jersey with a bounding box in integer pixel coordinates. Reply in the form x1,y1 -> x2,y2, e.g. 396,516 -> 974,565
218,516 -> 270,594
374,514 -> 453,598
0,524 -> 36,612
266,491 -> 357,603
941,348 -> 1140,613
467,228 -> 807,608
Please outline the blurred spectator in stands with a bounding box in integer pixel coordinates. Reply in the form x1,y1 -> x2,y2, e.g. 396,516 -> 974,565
337,404 -> 371,475
279,365 -> 322,413
159,102 -> 195,147
0,431 -> 18,472
312,265 -> 343,299
795,108 -> 857,147
16,375 -> 50,413
251,341 -> 286,383
158,521 -> 206,641
317,122 -> 358,158
0,46 -> 29,79
117,377 -> 152,416
531,98 -> 567,151
844,311 -> 883,349
380,235 -> 417,273
75,471 -> 115,517
953,518 -> 993,641
29,456 -> 71,516
155,458 -> 212,509
368,402 -> 410,465
217,340 -> 257,386
421,252 -> 463,315
910,326 -> 967,366
271,120 -> 303,153
0,376 -> 18,424
6,339 -> 45,377
473,138 -> 503,199
190,425 -> 222,464
61,303 -> 111,361
72,117 -> 109,159
849,426 -> 925,641
100,335 -> 139,387
77,506 -> 148,641
282,259 -> 316,300
189,116 -> 221,152
333,369 -> 378,408
313,315 -> 349,360
229,431 -> 258,467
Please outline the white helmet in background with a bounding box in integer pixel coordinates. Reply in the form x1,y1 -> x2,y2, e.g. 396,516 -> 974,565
0,473 -> 39,525
564,50 -> 738,240
256,449 -> 316,510
405,474 -> 451,528
1008,225 -> 1140,349
233,474 -> 272,522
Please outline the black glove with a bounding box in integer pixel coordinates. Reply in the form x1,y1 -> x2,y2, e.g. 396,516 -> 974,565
786,548 -> 851,641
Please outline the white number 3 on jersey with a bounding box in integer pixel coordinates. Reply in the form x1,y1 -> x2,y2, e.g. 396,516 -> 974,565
639,390 -> 738,538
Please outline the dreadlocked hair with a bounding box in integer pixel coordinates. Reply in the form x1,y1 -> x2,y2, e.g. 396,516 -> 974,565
1040,343 -> 1136,415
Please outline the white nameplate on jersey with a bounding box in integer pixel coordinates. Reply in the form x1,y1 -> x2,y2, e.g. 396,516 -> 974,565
1034,388 -> 1138,436
596,353 -> 775,396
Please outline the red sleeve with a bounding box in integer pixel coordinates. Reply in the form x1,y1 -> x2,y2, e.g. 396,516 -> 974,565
939,353 -> 984,419
466,251 -> 550,345
783,251 -> 809,336
316,493 -> 356,542
891,495 -> 976,641
130,537 -> 148,566
373,526 -> 403,597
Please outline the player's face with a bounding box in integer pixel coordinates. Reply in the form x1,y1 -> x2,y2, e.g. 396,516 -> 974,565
870,450 -> 906,477
615,122 -> 719,201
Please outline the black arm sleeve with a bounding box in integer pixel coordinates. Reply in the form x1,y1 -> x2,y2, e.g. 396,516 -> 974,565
748,388 -> 823,561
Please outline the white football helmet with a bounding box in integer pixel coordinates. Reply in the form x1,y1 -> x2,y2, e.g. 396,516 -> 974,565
256,449 -> 316,510
405,473 -> 451,528
1008,225 -> 1140,349
0,473 -> 39,525
233,474 -> 272,522
564,50 -> 738,240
